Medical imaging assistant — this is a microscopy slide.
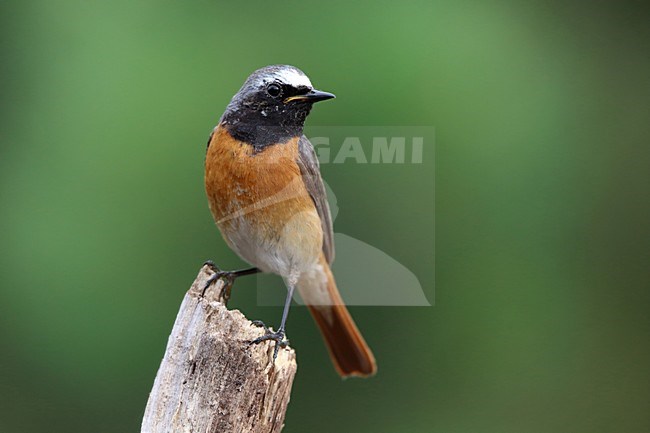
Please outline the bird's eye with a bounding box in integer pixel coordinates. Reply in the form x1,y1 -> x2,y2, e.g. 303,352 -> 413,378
266,83 -> 282,98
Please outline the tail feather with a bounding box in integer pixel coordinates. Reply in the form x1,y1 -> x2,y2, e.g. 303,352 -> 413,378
298,257 -> 377,377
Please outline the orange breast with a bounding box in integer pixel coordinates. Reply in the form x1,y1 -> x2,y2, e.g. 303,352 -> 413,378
204,125 -> 322,272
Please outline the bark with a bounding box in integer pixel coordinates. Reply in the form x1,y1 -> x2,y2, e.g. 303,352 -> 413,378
141,265 -> 297,433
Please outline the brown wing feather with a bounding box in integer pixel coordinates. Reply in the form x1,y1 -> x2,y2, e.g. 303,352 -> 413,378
297,135 -> 335,264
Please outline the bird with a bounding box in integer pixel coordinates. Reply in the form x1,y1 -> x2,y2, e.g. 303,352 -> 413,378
203,65 -> 376,377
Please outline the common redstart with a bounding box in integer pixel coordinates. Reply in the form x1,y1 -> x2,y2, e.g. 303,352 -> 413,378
203,65 -> 376,377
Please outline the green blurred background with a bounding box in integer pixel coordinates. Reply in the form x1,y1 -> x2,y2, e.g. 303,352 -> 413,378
1,1 -> 649,432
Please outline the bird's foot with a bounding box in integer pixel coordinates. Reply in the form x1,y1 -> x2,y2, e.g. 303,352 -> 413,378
250,321 -> 289,361
201,262 -> 237,302
201,261 -> 260,302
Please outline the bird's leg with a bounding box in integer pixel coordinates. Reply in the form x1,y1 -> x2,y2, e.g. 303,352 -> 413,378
201,260 -> 260,303
250,283 -> 295,361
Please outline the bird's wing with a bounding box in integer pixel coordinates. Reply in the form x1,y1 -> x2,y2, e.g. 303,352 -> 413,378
297,135 -> 335,264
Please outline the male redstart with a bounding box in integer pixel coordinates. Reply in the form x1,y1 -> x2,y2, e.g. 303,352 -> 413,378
203,65 -> 376,377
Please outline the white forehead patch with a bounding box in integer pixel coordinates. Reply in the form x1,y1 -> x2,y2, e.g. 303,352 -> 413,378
274,67 -> 312,88
236,65 -> 315,101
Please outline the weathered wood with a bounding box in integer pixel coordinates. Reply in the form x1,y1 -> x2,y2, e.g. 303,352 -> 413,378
141,265 -> 297,433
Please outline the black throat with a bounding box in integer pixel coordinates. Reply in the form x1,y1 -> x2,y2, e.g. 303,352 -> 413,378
220,102 -> 312,150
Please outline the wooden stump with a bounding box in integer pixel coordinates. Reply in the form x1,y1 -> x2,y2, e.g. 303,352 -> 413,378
141,265 -> 297,433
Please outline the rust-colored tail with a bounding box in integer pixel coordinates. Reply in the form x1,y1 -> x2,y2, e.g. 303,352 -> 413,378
298,258 -> 377,377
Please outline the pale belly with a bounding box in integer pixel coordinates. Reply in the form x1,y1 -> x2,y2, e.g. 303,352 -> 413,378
217,204 -> 323,279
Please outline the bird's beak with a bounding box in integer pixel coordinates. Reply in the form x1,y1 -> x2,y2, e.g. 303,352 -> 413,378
284,89 -> 336,104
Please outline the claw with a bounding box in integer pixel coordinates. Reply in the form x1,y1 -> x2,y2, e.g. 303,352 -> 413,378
203,260 -> 218,270
251,320 -> 270,331
201,270 -> 235,301
250,327 -> 289,361
199,262 -> 260,304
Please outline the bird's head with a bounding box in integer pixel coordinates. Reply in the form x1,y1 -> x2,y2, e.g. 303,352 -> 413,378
221,65 -> 335,148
